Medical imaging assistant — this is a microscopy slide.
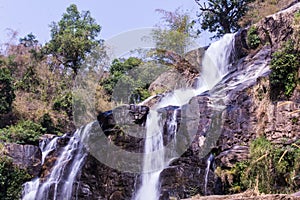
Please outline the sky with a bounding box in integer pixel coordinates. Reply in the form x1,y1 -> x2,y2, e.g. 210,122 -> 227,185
0,0 -> 210,54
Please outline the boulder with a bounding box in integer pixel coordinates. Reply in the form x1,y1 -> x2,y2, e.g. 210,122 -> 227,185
4,143 -> 42,177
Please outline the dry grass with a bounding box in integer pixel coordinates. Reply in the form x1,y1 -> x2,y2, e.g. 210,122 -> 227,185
239,0 -> 296,27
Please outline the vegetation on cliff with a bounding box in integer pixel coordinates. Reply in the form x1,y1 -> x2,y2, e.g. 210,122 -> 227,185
0,146 -> 31,200
216,137 -> 300,194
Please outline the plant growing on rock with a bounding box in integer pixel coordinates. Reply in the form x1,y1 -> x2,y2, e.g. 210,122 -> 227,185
0,156 -> 31,200
270,40 -> 299,100
247,26 -> 260,49
221,137 -> 300,194
0,120 -> 45,145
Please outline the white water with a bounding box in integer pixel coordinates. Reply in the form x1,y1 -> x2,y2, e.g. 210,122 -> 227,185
134,34 -> 236,200
204,154 -> 214,195
134,111 -> 164,200
22,137 -> 59,200
22,123 -> 93,200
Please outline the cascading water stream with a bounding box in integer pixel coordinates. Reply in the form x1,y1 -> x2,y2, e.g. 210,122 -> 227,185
22,122 -> 93,200
134,33 -> 236,200
134,111 -> 165,200
204,154 -> 214,195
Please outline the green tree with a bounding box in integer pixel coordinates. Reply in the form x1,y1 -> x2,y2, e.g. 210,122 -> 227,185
101,57 -> 142,95
151,8 -> 195,57
44,4 -> 102,75
195,0 -> 254,38
19,33 -> 38,48
0,68 -> 15,114
101,57 -> 162,104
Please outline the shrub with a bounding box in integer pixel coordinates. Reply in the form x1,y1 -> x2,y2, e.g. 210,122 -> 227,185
247,26 -> 260,49
270,40 -> 299,100
40,113 -> 55,134
0,68 -> 15,114
222,137 -> 300,194
0,156 -> 31,200
0,120 -> 45,145
53,92 -> 73,118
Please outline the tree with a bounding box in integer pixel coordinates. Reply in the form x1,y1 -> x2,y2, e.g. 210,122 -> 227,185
0,68 -> 15,114
19,33 -> 38,48
44,4 -> 101,75
195,0 -> 254,38
151,8 -> 195,57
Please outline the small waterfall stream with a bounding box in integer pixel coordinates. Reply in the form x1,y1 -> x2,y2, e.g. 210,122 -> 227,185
204,154 -> 214,195
22,123 -> 93,200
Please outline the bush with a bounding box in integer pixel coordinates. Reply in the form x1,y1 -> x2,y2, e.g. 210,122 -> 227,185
15,66 -> 40,92
40,113 -> 55,134
247,26 -> 260,49
0,120 -> 45,145
0,68 -> 15,114
101,57 -> 153,103
0,156 -> 31,200
53,92 -> 73,117
270,40 -> 299,100
222,137 -> 300,194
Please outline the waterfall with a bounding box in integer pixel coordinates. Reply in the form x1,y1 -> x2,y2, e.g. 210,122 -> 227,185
204,154 -> 214,195
134,33 -> 236,200
22,137 -> 59,200
22,122 -> 93,200
134,111 -> 164,200
19,31 -> 273,199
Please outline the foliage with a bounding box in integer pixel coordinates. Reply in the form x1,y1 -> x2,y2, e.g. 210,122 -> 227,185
242,137 -> 274,193
101,57 -> 142,95
19,33 -> 38,48
217,137 -> 300,194
195,0 -> 254,38
247,26 -> 260,49
0,120 -> 45,145
52,92 -> 73,118
40,113 -> 55,134
15,65 -> 40,92
0,68 -> 15,114
101,57 -> 163,104
0,156 -> 31,200
44,4 -> 102,75
151,8 -> 195,57
270,40 -> 299,100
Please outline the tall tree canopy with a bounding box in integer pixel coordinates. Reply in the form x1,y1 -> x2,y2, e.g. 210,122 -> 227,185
195,0 -> 254,38
44,4 -> 101,75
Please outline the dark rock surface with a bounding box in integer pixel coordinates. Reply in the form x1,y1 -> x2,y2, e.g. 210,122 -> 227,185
4,143 -> 42,177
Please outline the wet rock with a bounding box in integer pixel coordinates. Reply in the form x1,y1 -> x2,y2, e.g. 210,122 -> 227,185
97,104 -> 149,130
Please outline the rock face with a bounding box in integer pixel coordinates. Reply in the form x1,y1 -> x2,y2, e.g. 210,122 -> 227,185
257,3 -> 300,51
4,143 -> 42,177
149,48 -> 206,93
